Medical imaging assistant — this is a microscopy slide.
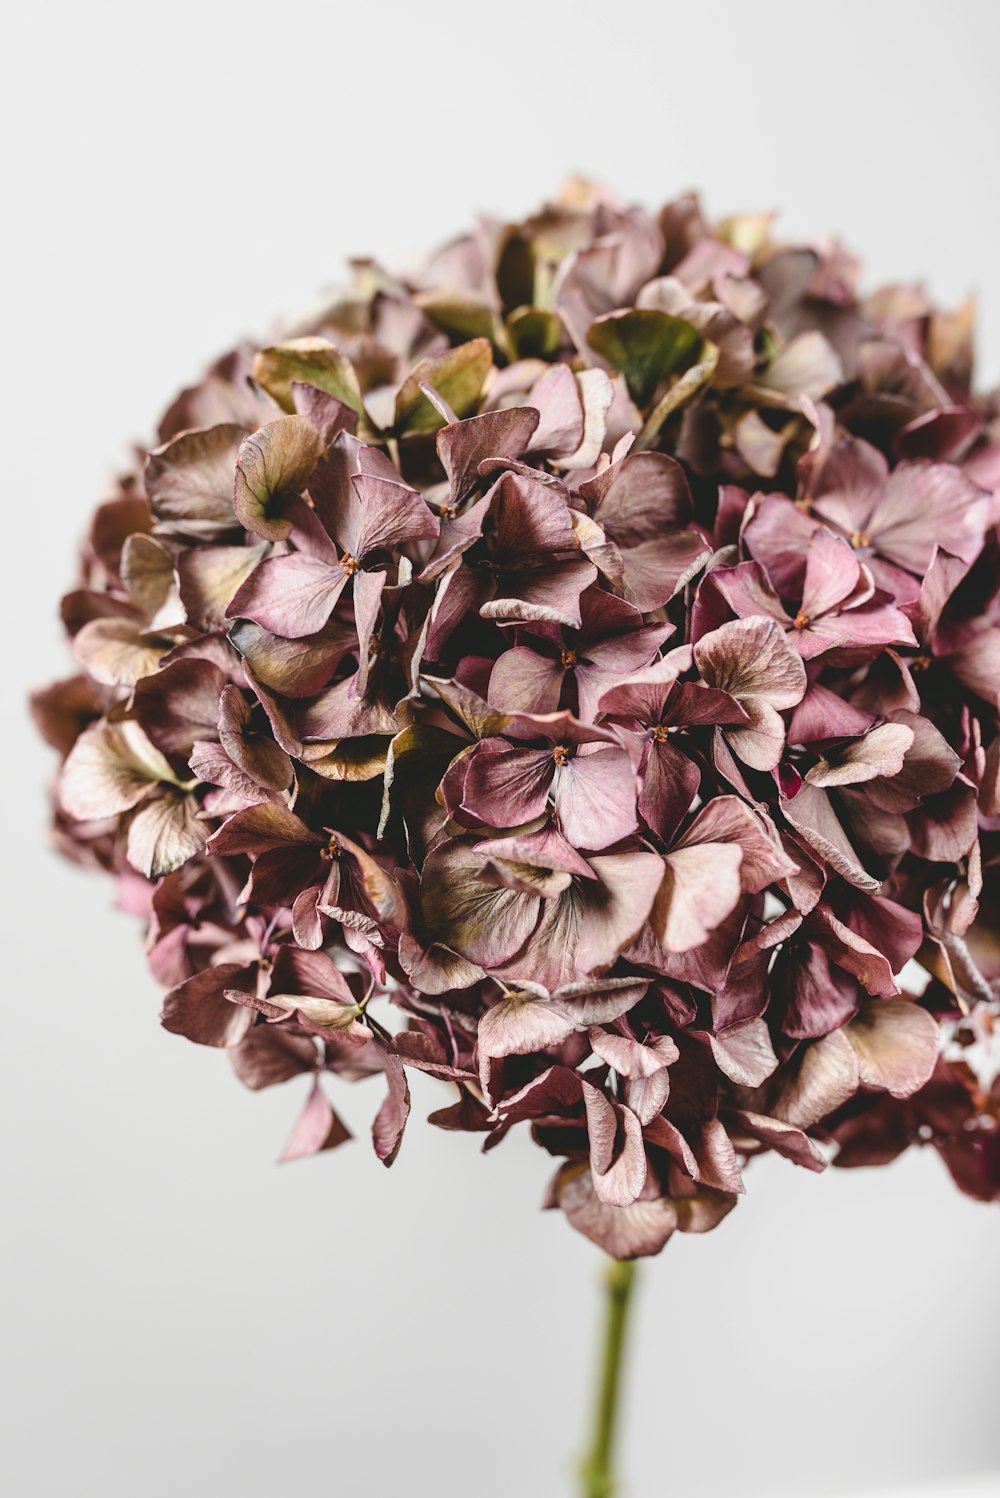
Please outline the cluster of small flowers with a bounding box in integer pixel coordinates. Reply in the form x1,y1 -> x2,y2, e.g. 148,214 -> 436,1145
35,184 -> 1000,1256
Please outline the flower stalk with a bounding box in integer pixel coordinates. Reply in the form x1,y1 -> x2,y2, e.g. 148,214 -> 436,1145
579,1257 -> 639,1498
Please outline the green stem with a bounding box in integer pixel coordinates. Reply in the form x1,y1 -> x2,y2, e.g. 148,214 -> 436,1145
578,1258 -> 639,1498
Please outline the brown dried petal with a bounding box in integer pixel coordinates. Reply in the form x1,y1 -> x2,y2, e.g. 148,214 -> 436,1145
120,533 -> 176,616
59,719 -> 175,820
126,792 -> 208,878
146,423 -> 247,541
843,999 -> 940,1098
233,417 -> 323,541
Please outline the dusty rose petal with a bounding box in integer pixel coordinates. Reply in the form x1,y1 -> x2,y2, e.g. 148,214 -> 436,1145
280,1080 -> 352,1162
226,552 -> 348,638
843,999 -> 940,1097
231,1028 -> 317,1091
478,995 -> 575,1067
133,659 -> 227,757
145,423 -> 246,541
556,746 -> 638,849
120,533 -> 176,615
727,1110 -> 826,1172
654,841 -> 744,953
805,721 -> 915,789
782,783 -> 880,892
709,1019 -> 778,1087
437,407 -> 540,499
60,719 -> 175,820
695,617 -> 806,770
127,792 -> 208,878
373,1050 -> 411,1166
582,1084 -> 648,1207
73,617 -> 167,688
769,1029 -> 861,1128
523,851 -> 664,989
161,963 -> 254,1048
217,684 -> 293,792
459,740 -> 553,828
549,1163 -> 678,1259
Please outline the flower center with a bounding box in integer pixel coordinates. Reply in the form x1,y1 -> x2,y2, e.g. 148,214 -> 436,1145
849,530 -> 870,550
339,552 -> 359,573
560,649 -> 578,670
651,725 -> 671,743
321,835 -> 342,862
793,609 -> 810,630
552,744 -> 572,766
439,503 -> 457,521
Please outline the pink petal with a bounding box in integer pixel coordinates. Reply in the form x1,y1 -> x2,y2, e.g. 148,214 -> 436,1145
583,1084 -> 647,1207
727,1110 -> 826,1172
618,533 -> 711,611
227,553 -> 347,638
654,841 -> 744,953
488,647 -> 565,714
280,1080 -> 351,1162
676,795 -> 799,892
548,1163 -> 678,1259
844,999 -> 940,1097
800,527 -> 862,618
805,721 -> 915,788
584,450 -> 693,545
769,1029 -> 860,1128
373,1050 -> 411,1166
782,783 -> 880,892
483,559 -> 598,629
871,461 -> 990,571
460,740 -> 553,827
638,737 -> 701,843
478,996 -> 574,1065
350,472 -> 440,558
709,1019 -> 779,1087
437,407 -> 540,499
555,745 -> 638,849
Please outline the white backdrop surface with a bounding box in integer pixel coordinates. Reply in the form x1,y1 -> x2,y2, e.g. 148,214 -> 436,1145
4,3 -> 999,1495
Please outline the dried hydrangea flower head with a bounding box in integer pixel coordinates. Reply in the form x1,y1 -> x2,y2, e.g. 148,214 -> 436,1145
34,183 -> 1000,1261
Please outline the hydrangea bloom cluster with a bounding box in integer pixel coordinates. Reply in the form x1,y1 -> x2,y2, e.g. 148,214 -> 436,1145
35,185 -> 1000,1257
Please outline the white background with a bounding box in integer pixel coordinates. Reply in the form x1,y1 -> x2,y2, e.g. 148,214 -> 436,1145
4,3 -> 999,1495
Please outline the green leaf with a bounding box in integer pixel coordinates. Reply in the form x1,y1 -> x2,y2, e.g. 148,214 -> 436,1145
252,337 -> 364,417
495,229 -> 535,315
587,310 -> 701,409
506,305 -> 563,360
416,290 -> 503,348
634,344 -> 720,451
393,338 -> 493,435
